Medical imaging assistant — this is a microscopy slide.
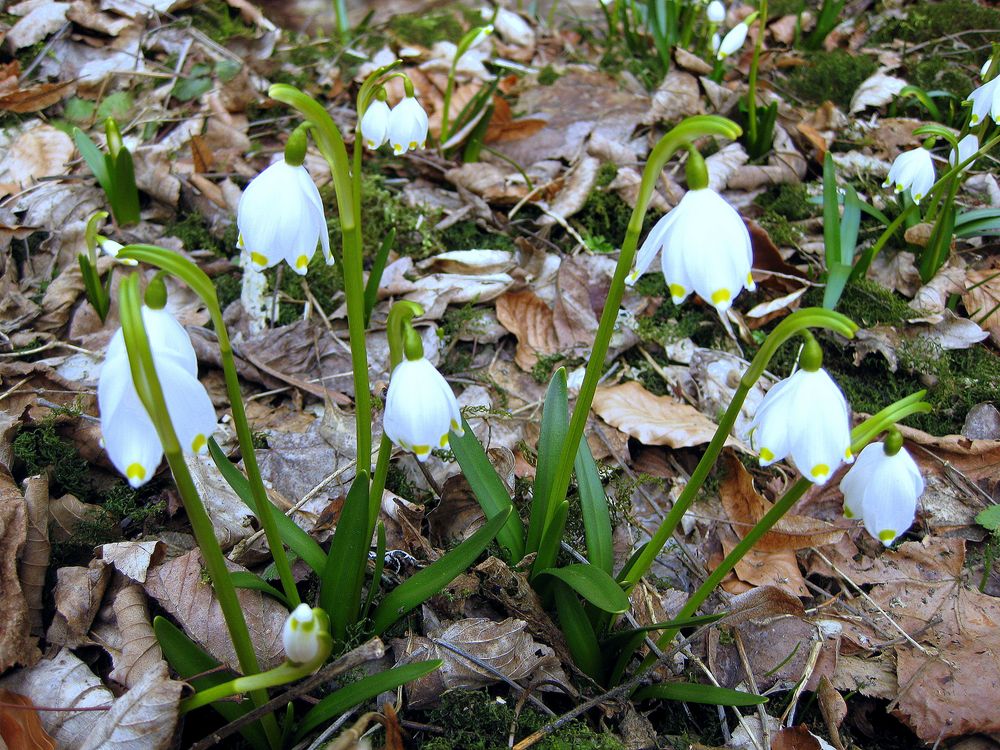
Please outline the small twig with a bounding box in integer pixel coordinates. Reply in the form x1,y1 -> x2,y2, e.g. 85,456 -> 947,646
188,638 -> 386,750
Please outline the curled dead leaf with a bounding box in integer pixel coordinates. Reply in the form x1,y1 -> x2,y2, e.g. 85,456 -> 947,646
20,475 -> 50,637
0,689 -> 55,750
0,123 -> 73,188
46,559 -> 110,648
0,470 -> 38,671
110,582 -> 165,690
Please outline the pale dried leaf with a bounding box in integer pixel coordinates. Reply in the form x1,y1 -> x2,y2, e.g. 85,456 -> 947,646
645,70 -> 704,124
674,47 -> 713,75
850,70 -> 908,113
6,1 -> 69,49
538,156 -> 600,225
132,146 -> 180,206
185,454 -> 255,551
729,126 -> 807,189
418,250 -> 515,275
79,663 -> 182,750
109,582 -> 164,689
868,250 -> 921,297
593,381 -> 741,449
711,615 -> 822,691
0,124 -> 73,188
745,287 -> 808,318
46,559 -> 110,648
909,257 -> 966,322
100,541 -> 164,584
706,142 -> 749,191
20,475 -> 49,637
962,265 -> 1000,347
495,290 -> 560,370
0,649 -> 113,747
49,493 -> 101,542
143,549 -> 286,671
830,653 -> 896,699
0,470 -> 38,671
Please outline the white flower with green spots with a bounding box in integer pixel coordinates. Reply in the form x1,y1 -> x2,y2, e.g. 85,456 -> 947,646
882,147 -> 935,204
840,441 -> 923,545
282,604 -> 325,664
387,96 -> 429,155
383,356 -> 463,461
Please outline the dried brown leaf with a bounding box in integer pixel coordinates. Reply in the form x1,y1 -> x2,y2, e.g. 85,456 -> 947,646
592,381 -> 740,449
100,541 -> 164,584
495,290 -> 560,370
20,475 -> 49,637
0,689 -> 55,750
143,549 -> 286,671
850,70 -> 908,112
79,663 -> 182,750
0,124 -> 73,188
49,493 -> 101,542
6,1 -> 69,49
645,70 -> 704,124
0,470 -> 38,671
46,559 -> 110,648
110,582 -> 164,689
963,264 -> 1000,347
538,155 -> 600,225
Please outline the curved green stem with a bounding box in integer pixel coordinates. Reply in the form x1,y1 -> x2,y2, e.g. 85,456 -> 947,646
746,0 -> 766,148
117,274 -> 281,749
618,307 -> 856,590
117,246 -> 300,610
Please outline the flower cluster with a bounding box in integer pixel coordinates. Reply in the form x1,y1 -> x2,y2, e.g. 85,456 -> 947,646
99,306 -> 217,488
383,356 -> 464,462
360,95 -> 429,155
839,439 -> 923,545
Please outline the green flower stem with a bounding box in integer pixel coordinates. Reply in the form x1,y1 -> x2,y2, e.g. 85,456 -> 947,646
746,0 -> 766,148
368,301 -> 424,535
117,274 -> 281,750
618,308 -> 857,591
441,26 -> 491,146
640,391 -> 931,670
269,83 -> 372,475
118,245 -> 301,610
181,638 -> 332,714
543,116 -> 743,563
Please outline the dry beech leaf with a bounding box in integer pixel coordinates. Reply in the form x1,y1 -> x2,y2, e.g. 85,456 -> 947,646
495,290 -> 561,370
850,69 -> 908,112
645,69 -> 704,124
78,663 -> 182,750
6,2 -> 69,49
101,541 -> 165,584
46,559 -> 111,648
185,454 -> 255,551
143,549 -> 286,671
0,124 -> 73,188
0,470 -> 38,671
418,249 -> 515,275
538,155 -> 601,226
393,618 -> 570,707
963,265 -> 1000,347
592,381 -> 742,449
0,79 -> 72,114
717,524 -> 808,597
0,649 -> 113,747
20,475 -> 50,637
710,614 -> 823,691
110,582 -> 165,689
49,493 -> 102,542
0,689 -> 55,750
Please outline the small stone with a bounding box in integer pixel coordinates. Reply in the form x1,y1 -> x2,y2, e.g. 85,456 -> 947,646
962,402 -> 1000,440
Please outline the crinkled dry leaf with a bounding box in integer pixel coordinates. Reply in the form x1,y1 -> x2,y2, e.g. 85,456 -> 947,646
46,559 -> 110,648
0,123 -> 73,188
0,689 -> 55,750
869,250 -> 921,297
418,249 -> 515,275
143,549 -> 286,671
909,257 -> 966,323
0,649 -> 113,747
79,663 -> 181,750
593,381 -> 741,449
0,470 -> 38,671
963,265 -> 1000,347
710,615 -> 823,692
110,582 -> 164,689
6,1 -> 69,49
20,475 -> 49,637
394,618 -> 570,707
717,524 -> 809,597
645,70 -> 704,124
830,653 -> 897,699
538,155 -> 600,226
495,289 -> 561,370
850,70 -> 908,112
100,541 -> 165,584
49,493 -> 101,542
729,125 -> 807,190
185,454 -> 256,551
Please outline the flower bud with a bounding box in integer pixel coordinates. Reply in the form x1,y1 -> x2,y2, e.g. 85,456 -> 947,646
282,604 -> 326,664
707,1 -> 726,23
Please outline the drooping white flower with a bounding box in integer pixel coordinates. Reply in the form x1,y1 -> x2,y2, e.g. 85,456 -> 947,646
96,237 -> 138,266
749,368 -> 853,484
282,604 -> 326,664
982,57 -> 994,79
966,75 -> 1000,126
839,441 -> 923,545
949,133 -> 978,170
707,1 -> 726,23
361,98 -> 391,150
882,147 -> 935,203
717,22 -> 748,59
387,96 -> 429,155
236,158 -> 332,275
711,32 -> 721,54
383,356 -> 463,461
99,307 -> 217,487
626,187 -> 755,315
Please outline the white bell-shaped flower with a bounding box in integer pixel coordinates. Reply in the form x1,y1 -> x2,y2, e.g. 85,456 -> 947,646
839,441 -> 923,545
717,22 -> 748,59
236,158 -> 332,275
626,187 -> 755,315
97,237 -> 138,266
387,96 -> 429,155
966,75 -> 1000,126
383,356 -> 463,461
882,147 -> 935,203
282,604 -> 326,664
99,307 -> 217,488
749,367 -> 853,484
707,1 -> 726,23
949,133 -> 978,171
361,98 -> 391,150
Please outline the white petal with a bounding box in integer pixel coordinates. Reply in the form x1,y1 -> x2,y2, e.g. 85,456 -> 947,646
950,133 -> 978,170
859,449 -> 922,545
838,442 -> 883,519
141,307 -> 198,375
707,0 -> 725,22
627,210 -> 677,286
383,358 -> 456,460
102,386 -> 163,487
717,23 -> 747,58
360,99 -> 390,150
965,78 -> 998,125
156,357 -> 217,455
784,370 -> 852,483
388,97 -> 429,154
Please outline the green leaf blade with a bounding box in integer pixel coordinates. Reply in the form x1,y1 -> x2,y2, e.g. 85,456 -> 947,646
635,682 -> 767,706
574,437 -> 613,574
321,471 -> 372,641
536,563 -> 629,613
526,368 -> 568,555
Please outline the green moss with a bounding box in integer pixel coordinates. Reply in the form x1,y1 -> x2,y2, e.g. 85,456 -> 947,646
754,184 -> 815,222
767,0 -> 804,18
574,164 -> 661,252
820,277 -> 914,328
165,212 -> 238,258
758,210 -> 802,247
13,420 -> 90,499
439,220 -> 515,252
873,0 -> 1000,55
786,51 -> 877,109
632,275 -> 724,349
213,271 -> 242,311
270,254 -> 345,325
538,65 -> 561,85
189,0 -> 257,43
908,57 -> 974,98
419,690 -> 625,750
388,9 -> 465,46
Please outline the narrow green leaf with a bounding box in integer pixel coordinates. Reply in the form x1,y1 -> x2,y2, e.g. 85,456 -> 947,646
450,418 -> 525,562
154,617 -> 268,750
526,368 -> 568,555
370,506 -> 511,635
553,580 -> 603,681
575,437 -> 613,574
840,185 -> 862,265
78,255 -> 110,321
296,660 -> 442,739
919,202 -> 956,283
72,127 -> 113,196
635,682 -> 767,706
321,471 -> 372,641
956,208 -> 1000,237
230,571 -> 289,608
602,613 -> 725,651
209,438 -> 326,574
822,152 -> 841,278
110,149 -> 141,226
530,500 -> 568,577
363,228 -> 395,326
535,563 -> 629,613
361,521 -> 386,621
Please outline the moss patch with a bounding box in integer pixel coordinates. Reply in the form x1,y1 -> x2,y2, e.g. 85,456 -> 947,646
786,51 -> 877,109
575,163 -> 662,252
388,9 -> 465,46
873,0 -> 1000,55
189,0 -> 258,43
419,690 -> 624,750
13,419 -> 90,499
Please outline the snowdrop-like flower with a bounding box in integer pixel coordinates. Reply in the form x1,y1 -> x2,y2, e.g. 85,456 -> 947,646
387,96 -> 429,155
882,147 -> 934,203
717,22 -> 748,59
626,187 -> 755,315
237,158 -> 332,275
96,237 -> 138,266
749,367 -> 853,484
711,32 -> 721,54
707,1 -> 726,23
383,356 -> 463,461
840,439 -> 923,545
949,133 -> 978,170
99,306 -> 217,488
361,98 -> 391,150
282,604 -> 328,664
966,75 -> 1000,126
